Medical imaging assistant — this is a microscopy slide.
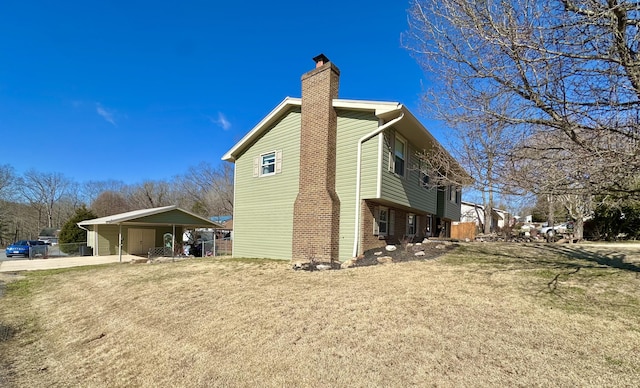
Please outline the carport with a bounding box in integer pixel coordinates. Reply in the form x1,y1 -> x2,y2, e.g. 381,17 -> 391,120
78,205 -> 222,262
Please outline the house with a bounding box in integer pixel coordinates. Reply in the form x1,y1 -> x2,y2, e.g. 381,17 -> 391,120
78,205 -> 222,259
222,54 -> 465,263
460,201 -> 508,232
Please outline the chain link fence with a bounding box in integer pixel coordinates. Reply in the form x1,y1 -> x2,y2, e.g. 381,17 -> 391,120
186,238 -> 232,258
47,242 -> 89,258
147,246 -> 174,259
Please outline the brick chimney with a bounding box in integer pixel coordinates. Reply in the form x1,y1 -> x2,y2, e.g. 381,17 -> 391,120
292,54 -> 341,263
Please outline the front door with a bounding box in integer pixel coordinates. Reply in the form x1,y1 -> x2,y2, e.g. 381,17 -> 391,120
128,228 -> 156,255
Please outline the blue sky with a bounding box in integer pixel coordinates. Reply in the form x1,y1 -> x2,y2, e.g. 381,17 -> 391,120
0,0 -> 440,184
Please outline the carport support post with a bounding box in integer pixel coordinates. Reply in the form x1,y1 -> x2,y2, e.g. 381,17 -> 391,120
118,224 -> 123,263
172,224 -> 176,259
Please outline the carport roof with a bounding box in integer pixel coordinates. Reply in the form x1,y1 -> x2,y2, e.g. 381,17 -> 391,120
78,205 -> 223,228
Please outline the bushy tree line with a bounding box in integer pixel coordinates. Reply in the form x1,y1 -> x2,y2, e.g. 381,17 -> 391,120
585,199 -> 640,240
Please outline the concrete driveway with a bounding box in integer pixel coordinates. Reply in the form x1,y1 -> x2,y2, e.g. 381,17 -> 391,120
0,255 -> 135,272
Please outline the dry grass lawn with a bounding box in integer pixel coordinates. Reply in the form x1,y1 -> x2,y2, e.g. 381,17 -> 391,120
1,242 -> 640,387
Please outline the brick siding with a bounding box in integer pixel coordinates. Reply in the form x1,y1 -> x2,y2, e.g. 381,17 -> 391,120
292,60 -> 341,263
359,200 -> 431,255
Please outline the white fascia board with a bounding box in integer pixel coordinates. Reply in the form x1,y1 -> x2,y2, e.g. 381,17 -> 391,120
78,205 -> 177,225
221,97 -> 302,162
332,99 -> 402,116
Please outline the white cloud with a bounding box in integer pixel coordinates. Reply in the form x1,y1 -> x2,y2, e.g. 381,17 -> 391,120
96,103 -> 117,126
211,112 -> 231,131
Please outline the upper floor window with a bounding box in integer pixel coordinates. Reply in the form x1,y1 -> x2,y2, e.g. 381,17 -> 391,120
449,185 -> 460,203
253,150 -> 283,177
420,171 -> 430,188
261,152 -> 276,176
394,137 -> 406,177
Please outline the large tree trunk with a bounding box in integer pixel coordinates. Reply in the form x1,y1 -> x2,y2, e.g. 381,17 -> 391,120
573,218 -> 584,241
484,206 -> 492,234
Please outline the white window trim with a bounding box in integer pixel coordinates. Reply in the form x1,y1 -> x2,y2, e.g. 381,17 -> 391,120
261,151 -> 276,176
407,213 -> 417,236
374,206 -> 395,237
374,206 -> 389,236
393,135 -> 407,178
254,150 -> 282,178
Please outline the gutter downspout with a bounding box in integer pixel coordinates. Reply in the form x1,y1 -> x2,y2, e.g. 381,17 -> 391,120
77,223 -> 91,256
352,112 -> 405,258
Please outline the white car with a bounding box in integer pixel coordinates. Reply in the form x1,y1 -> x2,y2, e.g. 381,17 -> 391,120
539,222 -> 573,236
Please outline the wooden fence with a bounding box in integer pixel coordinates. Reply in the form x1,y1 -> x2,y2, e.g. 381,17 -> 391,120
451,222 -> 477,241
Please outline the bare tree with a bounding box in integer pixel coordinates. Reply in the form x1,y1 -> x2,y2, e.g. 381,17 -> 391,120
17,170 -> 72,229
418,98 -> 519,233
177,162 -> 234,218
508,129 -> 599,238
91,191 -> 131,217
0,165 -> 16,245
125,180 -> 175,209
404,0 -> 640,198
82,180 -> 126,206
0,164 -> 15,200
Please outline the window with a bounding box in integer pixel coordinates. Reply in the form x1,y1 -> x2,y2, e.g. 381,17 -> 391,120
420,171 -> 430,188
261,152 -> 276,176
254,151 -> 282,177
449,186 -> 460,203
374,206 -> 394,236
394,137 -> 406,176
407,213 -> 416,235
378,207 -> 388,235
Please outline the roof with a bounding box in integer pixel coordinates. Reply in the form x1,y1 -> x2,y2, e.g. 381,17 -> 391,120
222,97 -> 403,162
220,97 -> 468,180
78,205 -> 223,228
461,201 -> 507,218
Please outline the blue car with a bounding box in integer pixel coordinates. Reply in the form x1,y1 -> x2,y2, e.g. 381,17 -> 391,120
5,240 -> 49,259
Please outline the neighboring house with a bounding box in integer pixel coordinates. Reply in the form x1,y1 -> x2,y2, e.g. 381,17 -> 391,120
222,54 -> 466,263
460,201 -> 508,232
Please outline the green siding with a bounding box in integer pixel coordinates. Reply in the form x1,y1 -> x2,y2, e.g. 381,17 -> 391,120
94,225 -> 183,256
437,187 -> 462,221
232,108 -> 301,260
96,225 -> 120,255
335,110 -> 380,261
135,210 -> 213,226
231,107 -> 461,261
380,129 -> 439,213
